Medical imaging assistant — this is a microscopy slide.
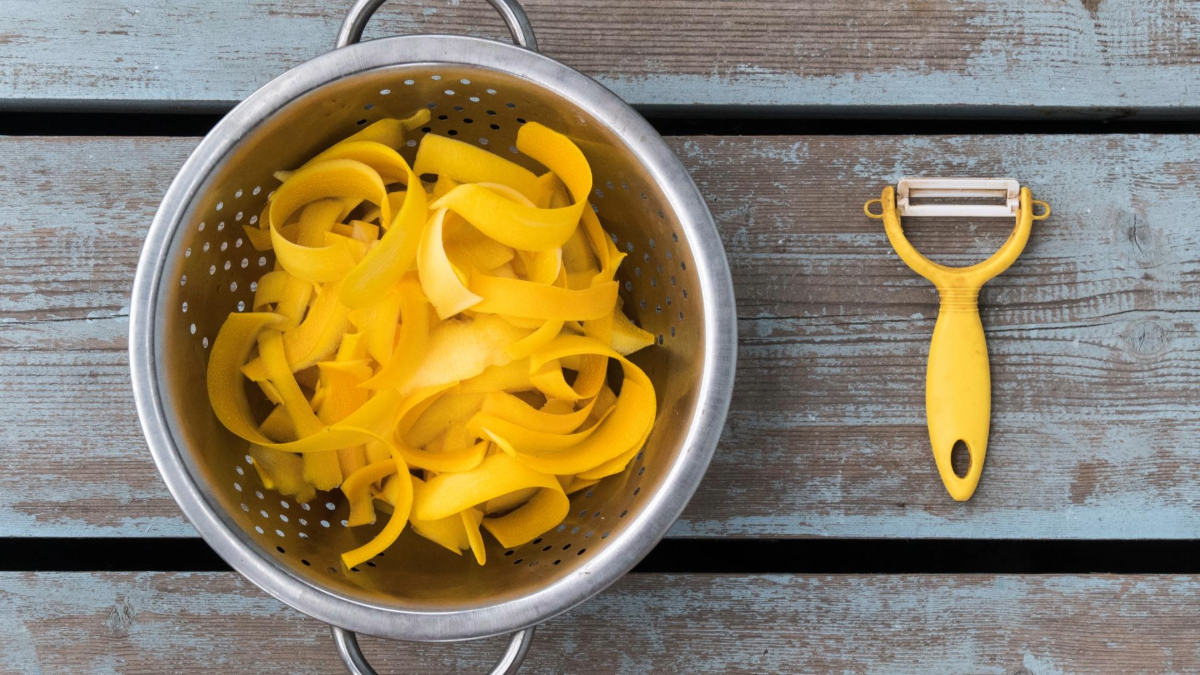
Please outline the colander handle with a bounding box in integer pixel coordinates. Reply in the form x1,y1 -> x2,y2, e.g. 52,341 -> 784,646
331,625 -> 535,675
335,0 -> 539,51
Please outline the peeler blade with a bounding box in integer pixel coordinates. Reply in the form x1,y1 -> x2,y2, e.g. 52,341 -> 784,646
896,177 -> 1020,218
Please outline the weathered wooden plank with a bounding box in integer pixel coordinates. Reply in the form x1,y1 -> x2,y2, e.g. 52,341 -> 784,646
3,572 -> 1199,674
4,0 -> 1200,115
3,135 -> 1200,538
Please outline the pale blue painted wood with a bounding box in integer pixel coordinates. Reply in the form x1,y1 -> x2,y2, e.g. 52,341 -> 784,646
3,0 -> 1200,115
4,572 -> 1198,673
3,135 -> 1200,539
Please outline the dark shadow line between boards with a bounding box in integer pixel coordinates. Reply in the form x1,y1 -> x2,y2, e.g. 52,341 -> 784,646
8,538 -> 1200,574
9,110 -> 1200,137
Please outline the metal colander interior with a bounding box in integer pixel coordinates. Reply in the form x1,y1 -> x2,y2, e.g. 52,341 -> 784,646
157,64 -> 707,610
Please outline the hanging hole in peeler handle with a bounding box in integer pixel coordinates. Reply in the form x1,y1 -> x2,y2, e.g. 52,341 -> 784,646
863,199 -> 885,219
1031,200 -> 1051,220
335,0 -> 538,51
950,440 -> 971,478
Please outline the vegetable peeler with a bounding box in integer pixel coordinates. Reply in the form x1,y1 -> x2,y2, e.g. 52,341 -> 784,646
864,178 -> 1049,501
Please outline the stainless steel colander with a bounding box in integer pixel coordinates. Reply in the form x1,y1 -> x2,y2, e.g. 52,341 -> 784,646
128,0 -> 736,672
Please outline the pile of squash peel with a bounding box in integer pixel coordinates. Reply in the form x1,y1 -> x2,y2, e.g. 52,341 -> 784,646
207,110 -> 657,569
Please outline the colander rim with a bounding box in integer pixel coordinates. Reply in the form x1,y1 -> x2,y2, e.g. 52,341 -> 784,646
130,32 -> 737,642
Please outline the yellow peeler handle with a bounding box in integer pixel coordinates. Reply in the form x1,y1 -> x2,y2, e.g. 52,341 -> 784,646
865,186 -> 1049,501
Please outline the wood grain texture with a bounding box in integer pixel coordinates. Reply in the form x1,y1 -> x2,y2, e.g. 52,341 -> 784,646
4,0 -> 1200,115
3,572 -> 1200,674
3,135 -> 1200,538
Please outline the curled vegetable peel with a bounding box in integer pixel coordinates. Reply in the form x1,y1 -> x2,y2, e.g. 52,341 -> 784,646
208,117 -> 657,567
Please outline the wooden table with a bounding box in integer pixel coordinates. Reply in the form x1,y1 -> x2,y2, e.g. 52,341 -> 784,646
4,1 -> 1200,672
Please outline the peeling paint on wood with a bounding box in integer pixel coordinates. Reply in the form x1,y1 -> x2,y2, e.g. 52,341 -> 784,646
3,135 -> 1200,539
3,0 -> 1200,115
3,572 -> 1200,674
